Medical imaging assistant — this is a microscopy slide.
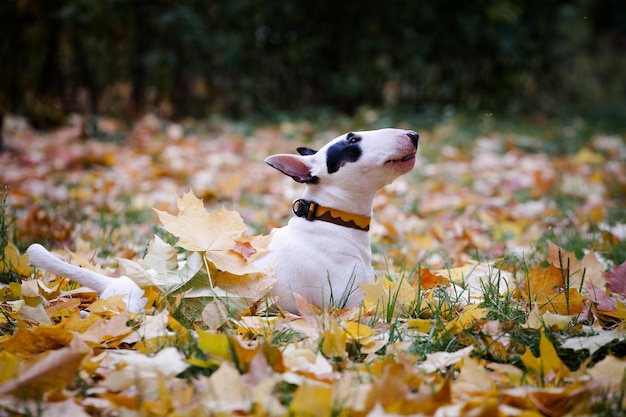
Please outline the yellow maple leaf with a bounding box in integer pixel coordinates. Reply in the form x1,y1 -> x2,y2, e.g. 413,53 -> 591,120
341,320 -> 383,353
520,330 -> 570,386
290,383 -> 333,417
360,278 -> 388,309
2,242 -> 34,276
320,320 -> 347,359
361,277 -> 416,317
194,330 -> 226,358
407,318 -> 433,333
444,304 -> 489,334
154,190 -> 263,276
155,190 -> 246,252
0,351 -> 27,385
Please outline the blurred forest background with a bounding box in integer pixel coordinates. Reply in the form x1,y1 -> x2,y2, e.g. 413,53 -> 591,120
1,0 -> 625,125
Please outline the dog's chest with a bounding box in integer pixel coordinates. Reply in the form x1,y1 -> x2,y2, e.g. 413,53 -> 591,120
271,217 -> 371,262
255,218 -> 375,309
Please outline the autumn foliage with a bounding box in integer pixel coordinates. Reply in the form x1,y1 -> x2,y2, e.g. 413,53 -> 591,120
0,114 -> 625,416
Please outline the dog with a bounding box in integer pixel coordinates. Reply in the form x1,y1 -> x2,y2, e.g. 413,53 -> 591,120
257,128 -> 419,312
26,243 -> 147,312
26,128 -> 418,314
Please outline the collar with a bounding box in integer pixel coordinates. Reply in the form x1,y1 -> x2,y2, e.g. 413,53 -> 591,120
292,198 -> 371,231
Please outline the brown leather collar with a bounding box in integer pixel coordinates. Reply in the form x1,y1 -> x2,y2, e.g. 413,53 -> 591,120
292,198 -> 370,232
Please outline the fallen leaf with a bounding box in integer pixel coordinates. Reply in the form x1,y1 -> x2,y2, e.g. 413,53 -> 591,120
445,304 -> 489,334
0,397 -> 91,417
0,334 -> 89,396
199,363 -> 252,413
455,357 -> 495,393
231,240 -> 257,260
561,327 -> 626,355
411,268 -> 450,289
231,233 -> 270,261
518,265 -> 585,315
605,260 -> 626,296
435,261 -> 512,304
320,320 -> 347,359
155,191 -> 263,275
121,309 -> 174,344
501,385 -> 589,416
522,303 -> 575,330
80,311 -> 136,346
121,236 -> 204,293
520,331 -> 570,385
155,191 -> 246,252
200,299 -> 231,329
547,241 -> 606,289
282,343 -> 335,381
417,346 -> 474,374
586,281 -> 616,312
290,383 -> 333,417
586,355 -> 626,395
0,325 -> 74,356
361,277 -> 416,316
99,347 -> 189,397
2,242 -> 34,276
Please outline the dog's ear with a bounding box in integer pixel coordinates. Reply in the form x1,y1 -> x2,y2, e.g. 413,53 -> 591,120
265,154 -> 318,183
297,147 -> 317,156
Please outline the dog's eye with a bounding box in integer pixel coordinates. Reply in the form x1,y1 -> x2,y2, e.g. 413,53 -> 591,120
346,132 -> 361,144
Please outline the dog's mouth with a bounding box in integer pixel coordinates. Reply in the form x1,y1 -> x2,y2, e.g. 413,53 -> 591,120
385,152 -> 417,165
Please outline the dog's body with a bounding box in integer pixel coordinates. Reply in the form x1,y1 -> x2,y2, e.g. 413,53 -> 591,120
26,128 -> 418,314
258,128 -> 418,312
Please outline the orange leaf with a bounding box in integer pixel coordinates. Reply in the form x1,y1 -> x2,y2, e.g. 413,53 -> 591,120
411,268 -> 450,289
519,265 -> 584,315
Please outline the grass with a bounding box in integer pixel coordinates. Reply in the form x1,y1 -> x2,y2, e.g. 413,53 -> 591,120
0,186 -> 10,279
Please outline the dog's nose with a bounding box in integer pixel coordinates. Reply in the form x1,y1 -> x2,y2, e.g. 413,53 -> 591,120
406,131 -> 419,148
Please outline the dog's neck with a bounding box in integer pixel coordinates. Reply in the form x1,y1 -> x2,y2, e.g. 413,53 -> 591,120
301,185 -> 376,217
292,198 -> 371,231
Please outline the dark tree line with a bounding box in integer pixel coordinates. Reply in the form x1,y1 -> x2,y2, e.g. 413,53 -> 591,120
0,0 -> 625,124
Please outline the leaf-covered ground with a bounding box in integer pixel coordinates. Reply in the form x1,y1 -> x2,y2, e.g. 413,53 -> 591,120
1,112 -> 626,416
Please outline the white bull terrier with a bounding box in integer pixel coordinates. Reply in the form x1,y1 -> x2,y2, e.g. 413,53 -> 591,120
258,128 -> 419,312
25,128 -> 418,314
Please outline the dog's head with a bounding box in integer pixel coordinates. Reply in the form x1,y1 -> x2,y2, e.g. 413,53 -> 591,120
265,128 -> 419,192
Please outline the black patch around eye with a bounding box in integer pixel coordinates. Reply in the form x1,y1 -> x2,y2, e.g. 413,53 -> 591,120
326,141 -> 362,174
346,132 -> 362,144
